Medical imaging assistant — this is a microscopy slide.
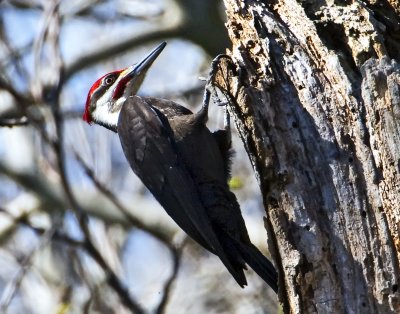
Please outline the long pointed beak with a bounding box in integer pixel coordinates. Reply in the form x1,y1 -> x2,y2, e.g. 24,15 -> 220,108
116,42 -> 167,97
112,41 -> 167,99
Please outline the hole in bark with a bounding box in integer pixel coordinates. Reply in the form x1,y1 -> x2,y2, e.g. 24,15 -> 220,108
332,263 -> 338,275
375,110 -> 380,124
378,206 -> 384,213
334,0 -> 351,5
362,118 -> 371,147
254,14 -> 268,39
348,157 -> 353,163
322,247 -> 326,252
292,121 -> 298,128
362,302 -> 367,307
357,51 -> 372,68
268,197 -> 279,208
366,2 -> 400,61
247,40 -> 255,49
232,22 -> 243,39
305,225 -> 310,231
373,167 -> 384,184
304,170 -> 313,185
392,284 -> 398,293
361,210 -> 367,218
348,27 -> 360,38
314,20 -> 362,90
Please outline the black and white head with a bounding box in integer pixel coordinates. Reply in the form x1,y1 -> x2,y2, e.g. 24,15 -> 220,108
83,42 -> 166,131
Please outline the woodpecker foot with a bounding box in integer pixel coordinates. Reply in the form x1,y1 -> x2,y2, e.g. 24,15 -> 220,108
207,54 -> 231,88
197,55 -> 234,126
201,54 -> 232,112
206,55 -> 233,147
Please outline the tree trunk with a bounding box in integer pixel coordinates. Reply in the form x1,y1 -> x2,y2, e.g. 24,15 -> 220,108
217,0 -> 400,313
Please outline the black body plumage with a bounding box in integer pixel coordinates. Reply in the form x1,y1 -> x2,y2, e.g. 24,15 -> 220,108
117,95 -> 278,292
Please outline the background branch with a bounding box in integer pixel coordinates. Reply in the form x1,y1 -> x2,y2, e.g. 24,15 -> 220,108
0,0 -> 277,312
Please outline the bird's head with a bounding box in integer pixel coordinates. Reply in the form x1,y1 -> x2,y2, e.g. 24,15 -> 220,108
83,42 -> 167,132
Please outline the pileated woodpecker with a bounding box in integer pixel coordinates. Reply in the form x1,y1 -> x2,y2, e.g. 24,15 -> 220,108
83,42 -> 278,292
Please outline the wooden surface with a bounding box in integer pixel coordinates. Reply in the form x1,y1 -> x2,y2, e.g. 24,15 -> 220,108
216,0 -> 400,312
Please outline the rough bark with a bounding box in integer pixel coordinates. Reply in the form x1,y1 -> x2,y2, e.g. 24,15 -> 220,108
217,0 -> 400,313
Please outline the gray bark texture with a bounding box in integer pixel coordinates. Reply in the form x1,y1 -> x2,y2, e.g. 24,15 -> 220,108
216,0 -> 400,313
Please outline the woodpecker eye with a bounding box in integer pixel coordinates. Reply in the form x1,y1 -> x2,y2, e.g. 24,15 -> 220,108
104,75 -> 116,86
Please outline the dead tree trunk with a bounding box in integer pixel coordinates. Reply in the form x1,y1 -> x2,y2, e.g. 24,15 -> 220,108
216,0 -> 400,313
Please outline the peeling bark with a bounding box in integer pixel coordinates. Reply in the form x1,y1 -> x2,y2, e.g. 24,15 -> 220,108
217,0 -> 400,312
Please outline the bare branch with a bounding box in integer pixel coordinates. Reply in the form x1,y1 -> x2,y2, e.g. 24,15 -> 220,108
74,152 -> 174,246
64,27 -> 180,81
0,224 -> 56,312
0,76 -> 33,106
155,239 -> 186,314
0,161 -> 179,237
2,211 -> 144,313
0,116 -> 28,127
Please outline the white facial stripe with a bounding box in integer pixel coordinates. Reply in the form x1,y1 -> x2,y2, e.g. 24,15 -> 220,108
92,95 -> 127,129
92,102 -> 121,128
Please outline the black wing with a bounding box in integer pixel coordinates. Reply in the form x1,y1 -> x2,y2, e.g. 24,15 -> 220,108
117,95 -> 247,286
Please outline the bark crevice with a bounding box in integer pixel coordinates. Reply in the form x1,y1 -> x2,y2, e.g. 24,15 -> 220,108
219,0 -> 400,312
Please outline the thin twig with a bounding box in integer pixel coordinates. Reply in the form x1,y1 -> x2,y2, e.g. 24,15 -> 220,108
0,25 -> 31,80
0,76 -> 56,147
0,225 -> 57,313
0,116 -> 29,127
155,239 -> 186,314
0,76 -> 33,106
4,212 -> 142,313
75,151 -> 187,313
0,208 -> 84,249
74,152 -> 174,246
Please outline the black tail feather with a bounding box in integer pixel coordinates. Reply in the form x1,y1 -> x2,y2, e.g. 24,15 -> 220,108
217,230 -> 248,287
238,242 -> 278,293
